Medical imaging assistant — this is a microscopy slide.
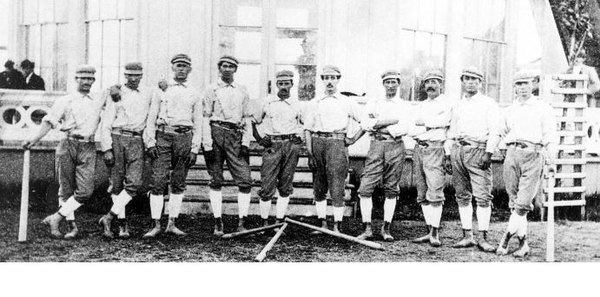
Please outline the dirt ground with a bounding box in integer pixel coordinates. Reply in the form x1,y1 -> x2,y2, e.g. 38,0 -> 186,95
1,209 -> 598,262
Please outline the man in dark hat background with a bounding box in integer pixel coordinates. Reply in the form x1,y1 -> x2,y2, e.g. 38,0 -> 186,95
202,55 -> 253,235
98,62 -> 155,239
20,59 -> 45,90
23,64 -> 105,239
252,69 -> 304,228
0,59 -> 25,89
446,66 -> 500,252
143,54 -> 203,238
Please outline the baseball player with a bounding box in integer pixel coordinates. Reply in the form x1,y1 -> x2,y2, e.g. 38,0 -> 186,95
496,70 -> 556,257
355,70 -> 413,241
97,62 -> 155,239
203,55 -> 253,235
143,54 -> 203,238
446,67 -> 501,252
303,65 -> 363,234
253,70 -> 303,228
23,65 -> 105,239
410,69 -> 453,247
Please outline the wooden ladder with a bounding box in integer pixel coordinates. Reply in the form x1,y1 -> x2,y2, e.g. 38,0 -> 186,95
542,74 -> 589,261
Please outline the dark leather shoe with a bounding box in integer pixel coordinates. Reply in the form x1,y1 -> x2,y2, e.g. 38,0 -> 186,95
42,213 -> 62,239
381,222 -> 394,242
98,215 -> 114,239
477,231 -> 496,253
118,221 -> 130,239
513,236 -> 530,258
310,219 -> 327,235
496,232 -> 513,255
213,217 -> 224,237
64,221 -> 79,240
429,228 -> 441,247
143,226 -> 161,238
356,223 -> 373,240
237,217 -> 247,233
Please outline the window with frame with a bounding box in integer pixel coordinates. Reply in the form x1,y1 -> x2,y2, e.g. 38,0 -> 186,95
20,0 -> 69,91
216,0 -> 318,101
462,0 -> 507,100
86,0 -> 136,92
399,0 -> 449,101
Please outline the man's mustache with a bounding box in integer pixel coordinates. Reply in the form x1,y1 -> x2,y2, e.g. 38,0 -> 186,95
326,83 -> 333,88
426,87 -> 435,91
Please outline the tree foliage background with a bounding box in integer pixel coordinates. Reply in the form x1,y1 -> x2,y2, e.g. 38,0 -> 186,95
550,0 -> 600,65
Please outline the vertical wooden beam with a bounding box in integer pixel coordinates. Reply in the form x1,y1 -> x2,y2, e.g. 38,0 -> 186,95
444,0 -> 464,99
66,0 -> 87,92
500,0 -> 518,104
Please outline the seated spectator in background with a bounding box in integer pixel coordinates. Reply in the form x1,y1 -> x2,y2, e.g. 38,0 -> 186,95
21,59 -> 45,90
566,51 -> 600,107
0,59 -> 25,89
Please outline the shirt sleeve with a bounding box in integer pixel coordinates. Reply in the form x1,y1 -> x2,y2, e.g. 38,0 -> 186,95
485,100 -> 501,153
241,87 -> 252,147
303,101 -> 316,131
387,102 -> 412,137
42,95 -> 69,129
252,98 -> 268,125
360,100 -> 377,131
99,99 -> 116,152
201,86 -> 215,150
348,99 -> 363,124
541,102 -> 557,162
191,91 -> 203,154
143,88 -> 161,148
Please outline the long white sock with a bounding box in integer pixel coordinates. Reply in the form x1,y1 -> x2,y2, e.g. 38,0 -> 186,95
315,200 -> 327,219
58,196 -> 81,218
111,191 -> 132,218
458,204 -> 473,230
333,206 -> 344,222
59,198 -> 75,220
275,196 -> 290,219
359,197 -> 372,223
238,192 -> 251,218
430,205 -> 443,228
168,193 -> 184,218
476,206 -> 491,232
506,211 -> 519,234
516,214 -> 528,237
421,204 -> 432,225
259,199 -> 271,219
209,190 -> 223,218
383,198 -> 397,223
149,194 -> 164,220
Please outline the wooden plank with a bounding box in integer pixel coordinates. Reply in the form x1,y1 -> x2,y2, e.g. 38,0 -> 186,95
554,159 -> 587,165
552,102 -> 587,108
551,88 -> 588,95
557,144 -> 586,151
556,116 -> 586,123
556,130 -> 587,136
551,74 -> 589,81
543,200 -> 586,207
547,186 -> 586,193
174,200 -> 356,217
554,172 -> 586,179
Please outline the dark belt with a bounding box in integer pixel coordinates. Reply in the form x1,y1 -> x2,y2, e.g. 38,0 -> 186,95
312,131 -> 345,139
370,132 -> 401,142
112,128 -> 142,137
506,141 -> 542,150
270,134 -> 296,141
157,125 -> 192,134
66,132 -> 94,142
210,120 -> 241,131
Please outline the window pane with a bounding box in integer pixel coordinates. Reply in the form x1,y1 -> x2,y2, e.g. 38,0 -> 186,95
87,0 -> 100,20
23,0 -> 38,24
236,64 -> 261,100
434,0 -> 449,33
100,0 -> 118,19
39,0 -> 54,22
27,25 -> 41,68
102,66 -> 119,89
118,0 -> 136,19
221,0 -> 262,27
55,0 -> 69,23
119,20 -> 137,67
102,20 -> 120,67
400,0 -> 418,30
275,0 -> 318,29
233,30 -> 261,61
418,0 -> 435,32
87,21 -> 103,68
56,23 -> 68,91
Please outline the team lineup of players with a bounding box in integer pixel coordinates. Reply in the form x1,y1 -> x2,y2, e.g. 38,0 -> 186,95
22,54 -> 556,258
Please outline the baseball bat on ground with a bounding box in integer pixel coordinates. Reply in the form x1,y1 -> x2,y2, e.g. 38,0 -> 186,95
284,217 -> 384,250
255,223 -> 288,262
18,149 -> 31,242
222,223 -> 285,239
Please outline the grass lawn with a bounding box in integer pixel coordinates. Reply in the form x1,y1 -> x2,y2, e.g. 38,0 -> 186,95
1,209 -> 599,262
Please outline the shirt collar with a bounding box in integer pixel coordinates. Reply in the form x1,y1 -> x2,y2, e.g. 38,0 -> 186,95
516,95 -> 539,106
123,84 -> 140,93
169,79 -> 188,88
318,91 -> 342,101
217,79 -> 237,88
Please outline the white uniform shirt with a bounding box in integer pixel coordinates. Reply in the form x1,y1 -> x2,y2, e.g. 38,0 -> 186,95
410,94 -> 453,142
43,91 -> 105,138
254,94 -> 303,136
361,95 -> 413,138
447,92 -> 501,153
303,92 -> 362,134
